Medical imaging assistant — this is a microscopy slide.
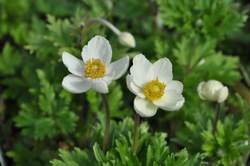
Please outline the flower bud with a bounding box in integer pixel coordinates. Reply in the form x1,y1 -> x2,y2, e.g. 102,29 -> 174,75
156,12 -> 164,28
197,80 -> 229,103
118,32 -> 136,48
195,19 -> 203,27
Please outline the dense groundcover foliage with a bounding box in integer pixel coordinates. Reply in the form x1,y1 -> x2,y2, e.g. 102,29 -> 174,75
1,0 -> 250,165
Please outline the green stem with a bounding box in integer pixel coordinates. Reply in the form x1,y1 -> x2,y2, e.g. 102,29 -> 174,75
132,113 -> 140,154
101,94 -> 110,151
212,103 -> 221,134
81,18 -> 121,35
0,146 -> 6,166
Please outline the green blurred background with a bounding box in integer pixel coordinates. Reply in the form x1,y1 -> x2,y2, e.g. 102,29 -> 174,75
1,0 -> 250,165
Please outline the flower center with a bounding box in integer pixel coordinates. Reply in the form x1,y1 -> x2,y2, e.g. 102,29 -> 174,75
84,59 -> 106,79
143,79 -> 166,101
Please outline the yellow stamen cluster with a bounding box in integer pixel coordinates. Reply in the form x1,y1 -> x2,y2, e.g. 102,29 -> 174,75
84,59 -> 106,79
143,79 -> 166,101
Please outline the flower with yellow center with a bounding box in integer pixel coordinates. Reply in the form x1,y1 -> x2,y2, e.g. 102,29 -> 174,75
84,59 -> 106,79
143,79 -> 166,101
126,54 -> 185,117
62,35 -> 129,94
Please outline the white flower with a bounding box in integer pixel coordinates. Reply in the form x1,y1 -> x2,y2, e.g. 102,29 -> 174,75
126,54 -> 185,117
62,35 -> 129,94
197,80 -> 229,103
118,32 -> 136,48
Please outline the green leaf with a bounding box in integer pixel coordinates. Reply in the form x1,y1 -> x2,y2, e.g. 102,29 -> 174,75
196,52 -> 241,85
51,148 -> 94,166
0,43 -> 22,75
14,69 -> 77,140
157,0 -> 247,39
93,143 -> 106,163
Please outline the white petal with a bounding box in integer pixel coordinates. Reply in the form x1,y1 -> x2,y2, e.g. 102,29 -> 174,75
81,45 -> 88,60
149,58 -> 173,83
91,79 -> 109,94
118,32 -> 136,48
167,80 -> 183,94
130,54 -> 152,87
154,90 -> 184,111
107,56 -> 129,80
103,75 -> 113,85
217,87 -> 229,103
197,81 -> 206,100
126,75 -> 144,98
62,74 -> 91,94
134,97 -> 158,117
62,52 -> 84,77
81,36 -> 112,64
172,97 -> 185,110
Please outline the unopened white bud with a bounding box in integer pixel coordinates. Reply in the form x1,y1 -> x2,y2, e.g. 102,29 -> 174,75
196,19 -> 203,27
217,87 -> 229,103
197,80 -> 229,103
156,12 -> 164,28
118,32 -> 136,48
197,59 -> 205,66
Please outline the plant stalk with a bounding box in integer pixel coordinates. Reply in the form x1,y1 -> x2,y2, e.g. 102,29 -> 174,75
212,103 -> 221,134
101,94 -> 110,151
132,113 -> 140,154
82,18 -> 121,35
0,147 -> 6,166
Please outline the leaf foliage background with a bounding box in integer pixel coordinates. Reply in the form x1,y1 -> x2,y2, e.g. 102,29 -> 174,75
0,0 -> 250,165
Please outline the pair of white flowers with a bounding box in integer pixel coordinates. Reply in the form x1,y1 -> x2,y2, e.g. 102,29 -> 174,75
62,36 -> 185,117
